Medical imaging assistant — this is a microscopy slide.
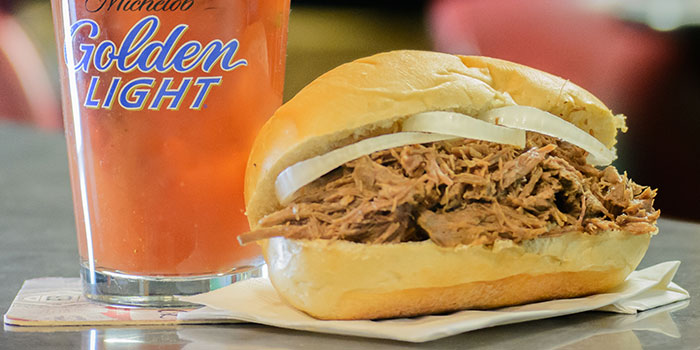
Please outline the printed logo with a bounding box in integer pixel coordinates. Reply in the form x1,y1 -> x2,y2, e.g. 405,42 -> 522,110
85,0 -> 195,12
66,15 -> 245,111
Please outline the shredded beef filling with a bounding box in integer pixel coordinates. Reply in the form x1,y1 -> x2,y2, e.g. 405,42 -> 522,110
240,133 -> 659,247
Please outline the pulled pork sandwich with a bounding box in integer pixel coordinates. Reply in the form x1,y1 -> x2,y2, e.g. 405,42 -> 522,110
240,51 -> 659,320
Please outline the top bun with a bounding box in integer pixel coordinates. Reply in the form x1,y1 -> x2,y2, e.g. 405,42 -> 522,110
245,50 -> 626,226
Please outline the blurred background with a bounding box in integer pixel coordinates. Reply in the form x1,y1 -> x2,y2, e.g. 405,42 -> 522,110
0,0 -> 698,220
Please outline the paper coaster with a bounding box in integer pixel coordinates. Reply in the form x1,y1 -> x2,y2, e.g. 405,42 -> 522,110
3,277 -> 239,329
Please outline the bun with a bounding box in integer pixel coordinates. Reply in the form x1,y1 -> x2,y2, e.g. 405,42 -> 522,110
245,51 -> 625,225
263,231 -> 652,320
244,50 -> 647,320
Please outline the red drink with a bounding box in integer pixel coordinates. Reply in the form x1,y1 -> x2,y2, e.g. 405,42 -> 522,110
50,0 -> 289,305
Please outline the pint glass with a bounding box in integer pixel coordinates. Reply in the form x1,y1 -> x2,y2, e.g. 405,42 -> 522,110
50,0 -> 290,306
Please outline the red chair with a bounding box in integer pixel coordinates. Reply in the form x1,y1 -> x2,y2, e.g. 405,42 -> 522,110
428,0 -> 676,114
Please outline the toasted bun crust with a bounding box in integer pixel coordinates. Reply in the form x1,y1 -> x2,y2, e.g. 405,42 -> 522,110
245,51 -> 625,225
245,51 -> 641,320
263,231 -> 652,320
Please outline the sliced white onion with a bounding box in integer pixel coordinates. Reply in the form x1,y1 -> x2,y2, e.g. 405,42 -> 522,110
479,106 -> 616,166
275,132 -> 456,204
274,106 -> 614,204
402,111 -> 526,148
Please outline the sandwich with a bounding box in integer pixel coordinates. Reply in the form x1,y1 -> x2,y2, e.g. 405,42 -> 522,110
239,50 -> 659,320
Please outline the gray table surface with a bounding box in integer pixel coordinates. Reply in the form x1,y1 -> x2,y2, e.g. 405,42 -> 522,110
1,122 -> 698,349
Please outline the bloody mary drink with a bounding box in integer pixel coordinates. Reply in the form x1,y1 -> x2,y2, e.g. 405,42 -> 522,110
50,0 -> 290,306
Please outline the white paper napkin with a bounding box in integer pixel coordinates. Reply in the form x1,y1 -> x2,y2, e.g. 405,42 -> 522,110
179,261 -> 689,343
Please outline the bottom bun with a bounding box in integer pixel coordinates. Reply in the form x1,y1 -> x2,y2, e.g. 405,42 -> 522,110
261,230 -> 653,320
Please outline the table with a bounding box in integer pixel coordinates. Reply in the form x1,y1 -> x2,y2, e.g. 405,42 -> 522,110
1,122 -> 698,349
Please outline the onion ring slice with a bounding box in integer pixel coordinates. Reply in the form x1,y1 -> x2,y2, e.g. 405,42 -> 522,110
479,106 -> 616,165
402,111 -> 526,148
275,132 -> 455,204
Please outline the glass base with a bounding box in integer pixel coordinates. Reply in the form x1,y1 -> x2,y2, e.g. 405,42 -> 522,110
80,262 -> 264,308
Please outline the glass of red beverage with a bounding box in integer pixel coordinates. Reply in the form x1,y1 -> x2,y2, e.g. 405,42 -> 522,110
50,0 -> 290,306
